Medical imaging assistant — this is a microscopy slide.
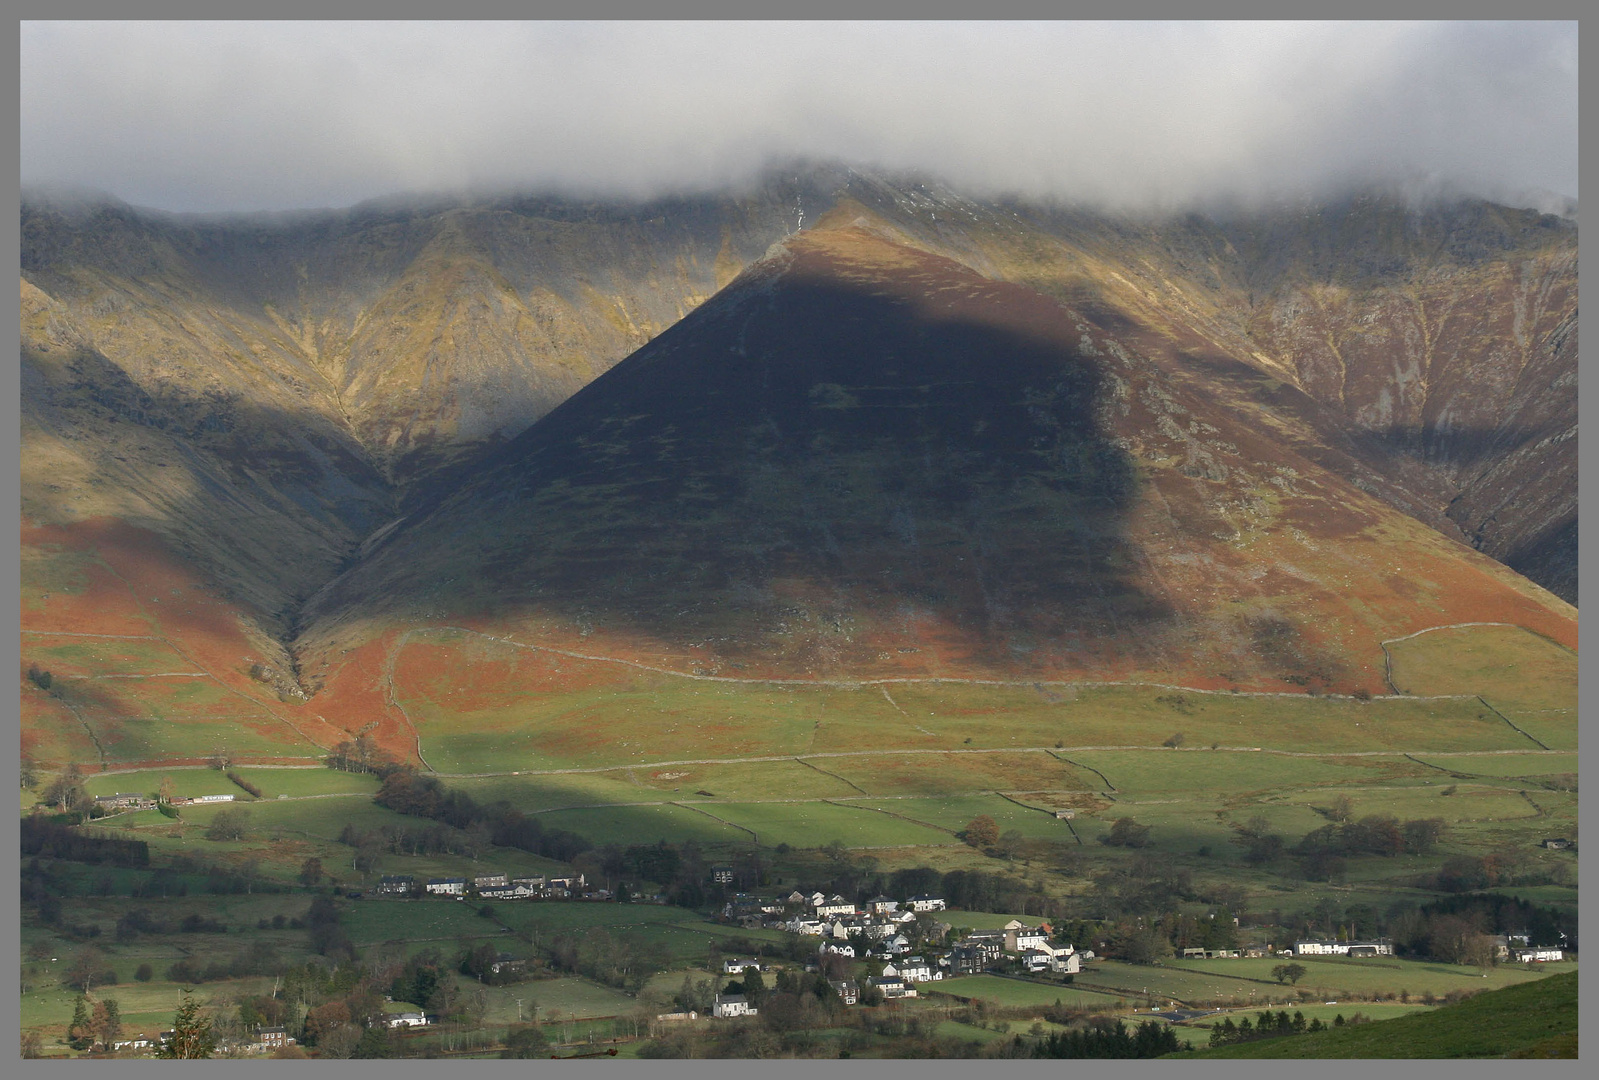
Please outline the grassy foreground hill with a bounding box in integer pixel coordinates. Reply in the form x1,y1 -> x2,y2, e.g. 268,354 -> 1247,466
1179,969 -> 1577,1058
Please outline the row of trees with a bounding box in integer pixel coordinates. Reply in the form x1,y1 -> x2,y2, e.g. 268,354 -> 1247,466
1208,1009 -> 1338,1046
372,768 -> 594,863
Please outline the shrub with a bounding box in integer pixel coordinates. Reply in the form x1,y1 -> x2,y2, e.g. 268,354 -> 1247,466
135,963 -> 153,982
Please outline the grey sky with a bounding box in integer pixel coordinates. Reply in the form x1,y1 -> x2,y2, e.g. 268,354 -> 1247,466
20,20 -> 1578,215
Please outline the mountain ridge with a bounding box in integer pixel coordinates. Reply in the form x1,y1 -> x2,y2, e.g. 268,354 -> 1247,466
19,169 -> 1577,738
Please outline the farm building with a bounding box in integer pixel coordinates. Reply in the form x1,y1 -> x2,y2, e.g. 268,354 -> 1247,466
385,1012 -> 428,1028
94,793 -> 150,809
1512,946 -> 1565,962
1293,939 -> 1393,956
713,994 -> 757,1018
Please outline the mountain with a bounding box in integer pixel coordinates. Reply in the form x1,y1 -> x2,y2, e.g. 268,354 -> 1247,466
296,216 -> 1573,698
18,168 -> 1577,763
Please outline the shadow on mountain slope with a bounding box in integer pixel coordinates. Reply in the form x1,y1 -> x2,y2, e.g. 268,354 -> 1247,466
302,234 -> 1171,676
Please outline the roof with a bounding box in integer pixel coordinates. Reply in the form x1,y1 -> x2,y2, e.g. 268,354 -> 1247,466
714,994 -> 748,1004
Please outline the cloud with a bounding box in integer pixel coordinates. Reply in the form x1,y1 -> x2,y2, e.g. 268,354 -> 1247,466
20,20 -> 1578,214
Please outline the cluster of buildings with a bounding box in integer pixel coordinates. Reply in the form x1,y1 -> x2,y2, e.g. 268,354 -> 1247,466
374,872 -> 589,901
93,792 -> 237,812
1288,935 -> 1566,963
109,1025 -> 295,1056
1291,938 -> 1395,958
1492,935 -> 1567,963
725,890 -> 1086,983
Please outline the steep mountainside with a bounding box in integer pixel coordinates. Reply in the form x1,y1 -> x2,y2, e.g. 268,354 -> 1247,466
19,170 -> 1577,742
21,179 -> 831,638
298,222 -> 1573,696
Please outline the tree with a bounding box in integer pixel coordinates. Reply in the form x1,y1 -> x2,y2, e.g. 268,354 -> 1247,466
501,1025 -> 549,1058
67,995 -> 94,1050
964,815 -> 1000,848
298,856 -> 325,889
135,963 -> 154,982
159,990 -> 217,1058
317,1023 -> 363,1059
1402,818 -> 1446,854
1329,795 -> 1355,823
996,829 -> 1026,859
1271,962 -> 1307,986
1106,817 -> 1152,848
63,947 -> 109,993
21,1031 -> 43,1058
204,807 -> 251,841
353,1025 -> 395,1059
157,775 -> 176,806
94,997 -> 122,1047
42,763 -> 87,813
20,755 -> 37,790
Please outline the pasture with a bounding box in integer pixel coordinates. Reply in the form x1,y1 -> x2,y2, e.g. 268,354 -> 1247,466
929,976 -> 1114,1008
1083,957 -> 1578,1005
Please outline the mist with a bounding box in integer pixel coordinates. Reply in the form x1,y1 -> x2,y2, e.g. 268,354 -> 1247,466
20,21 -> 1578,215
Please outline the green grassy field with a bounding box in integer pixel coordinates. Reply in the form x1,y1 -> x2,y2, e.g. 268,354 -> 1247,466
534,803 -> 750,846
1385,625 -> 1577,711
1179,970 -> 1577,1058
927,975 -> 1117,1008
1405,752 -> 1576,779
393,625 -> 1549,780
695,800 -> 956,848
84,764 -> 377,804
850,795 -> 1072,841
1081,957 -> 1577,1005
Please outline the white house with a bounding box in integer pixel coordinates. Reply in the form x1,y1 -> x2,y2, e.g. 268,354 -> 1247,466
816,895 -> 856,918
722,957 -> 761,975
1294,939 -> 1393,957
1513,946 -> 1565,962
713,994 -> 757,1018
870,976 -> 917,1000
819,943 -> 856,958
194,793 -> 235,803
1004,926 -> 1051,953
478,883 -> 538,900
385,1012 -> 428,1029
887,957 -> 935,982
906,895 -> 946,912
866,895 -> 900,915
425,878 -> 466,896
